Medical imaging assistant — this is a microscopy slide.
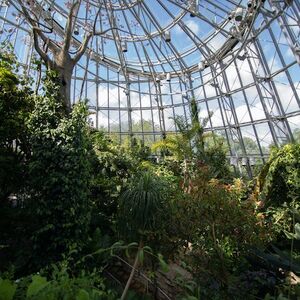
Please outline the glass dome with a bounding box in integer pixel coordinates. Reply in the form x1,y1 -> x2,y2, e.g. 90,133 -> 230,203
1,0 -> 300,173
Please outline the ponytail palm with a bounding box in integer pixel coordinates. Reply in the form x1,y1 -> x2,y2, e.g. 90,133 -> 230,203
118,171 -> 167,299
119,171 -> 167,240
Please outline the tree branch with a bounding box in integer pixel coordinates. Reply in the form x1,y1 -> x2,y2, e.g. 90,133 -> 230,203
73,32 -> 92,63
73,27 -> 121,63
16,0 -> 59,53
32,26 -> 59,52
32,28 -> 50,64
63,0 -> 80,52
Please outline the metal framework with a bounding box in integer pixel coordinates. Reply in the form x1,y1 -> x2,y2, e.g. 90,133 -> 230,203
0,0 -> 299,173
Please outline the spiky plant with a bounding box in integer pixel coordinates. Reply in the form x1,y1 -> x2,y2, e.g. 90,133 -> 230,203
118,171 -> 167,299
119,171 -> 167,240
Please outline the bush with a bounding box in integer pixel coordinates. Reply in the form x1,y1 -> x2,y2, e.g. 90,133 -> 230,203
0,261 -> 117,300
173,177 -> 269,286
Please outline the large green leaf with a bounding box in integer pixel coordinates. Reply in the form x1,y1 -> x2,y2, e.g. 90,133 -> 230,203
0,279 -> 16,300
295,223 -> 300,240
76,289 -> 90,300
158,253 -> 169,273
284,223 -> 300,240
26,275 -> 48,298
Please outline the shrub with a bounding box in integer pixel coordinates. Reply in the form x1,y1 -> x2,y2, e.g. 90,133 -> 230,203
173,177 -> 269,285
0,261 -> 117,300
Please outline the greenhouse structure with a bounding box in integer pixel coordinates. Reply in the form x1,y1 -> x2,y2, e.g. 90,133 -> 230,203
0,0 -> 300,299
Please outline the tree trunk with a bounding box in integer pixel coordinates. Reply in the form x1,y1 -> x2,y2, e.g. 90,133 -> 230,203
57,66 -> 72,112
47,54 -> 74,112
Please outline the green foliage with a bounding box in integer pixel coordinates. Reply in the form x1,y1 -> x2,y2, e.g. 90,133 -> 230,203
260,143 -> 300,263
151,133 -> 189,161
204,134 -> 231,179
2,48 -> 300,300
0,61 -> 34,273
89,131 -> 138,232
122,137 -> 151,162
261,143 -> 300,207
0,43 -> 19,70
26,275 -> 48,298
245,143 -> 300,300
190,97 -> 212,154
151,101 -> 211,161
172,177 -> 269,286
0,66 -> 33,201
26,72 -> 92,264
0,262 -> 117,300
151,106 -> 230,182
0,278 -> 16,300
118,171 -> 168,242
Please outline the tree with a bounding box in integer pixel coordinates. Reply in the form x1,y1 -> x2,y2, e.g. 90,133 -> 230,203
16,0 -> 117,111
118,171 -> 168,299
152,99 -> 212,161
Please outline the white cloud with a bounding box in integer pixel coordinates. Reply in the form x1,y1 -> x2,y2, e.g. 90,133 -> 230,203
185,20 -> 200,35
175,20 -> 200,35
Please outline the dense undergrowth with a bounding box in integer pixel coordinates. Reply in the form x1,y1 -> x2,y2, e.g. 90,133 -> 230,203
1,50 -> 300,300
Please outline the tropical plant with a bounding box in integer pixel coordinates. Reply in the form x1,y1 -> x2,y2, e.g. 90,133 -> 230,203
151,97 -> 212,162
151,100 -> 230,187
118,171 -> 169,299
244,143 -> 300,299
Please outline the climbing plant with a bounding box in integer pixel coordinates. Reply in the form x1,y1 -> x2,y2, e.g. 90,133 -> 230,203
26,72 -> 93,265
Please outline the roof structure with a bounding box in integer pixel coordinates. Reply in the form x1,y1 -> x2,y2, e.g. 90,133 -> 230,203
1,0 -> 300,174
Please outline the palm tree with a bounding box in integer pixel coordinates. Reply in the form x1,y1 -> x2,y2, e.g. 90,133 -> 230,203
151,98 -> 212,161
118,171 -> 167,300
151,100 -> 213,191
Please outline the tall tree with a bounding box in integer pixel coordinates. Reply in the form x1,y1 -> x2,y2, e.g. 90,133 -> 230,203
15,0 -> 116,112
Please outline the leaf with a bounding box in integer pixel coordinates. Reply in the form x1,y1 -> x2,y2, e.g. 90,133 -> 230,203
125,246 -> 130,258
0,279 -> 16,300
294,223 -> 300,240
158,253 -> 169,273
26,275 -> 48,298
138,248 -> 144,265
284,230 -> 295,240
76,289 -> 90,300
143,245 -> 153,254
264,293 -> 272,300
284,223 -> 300,240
